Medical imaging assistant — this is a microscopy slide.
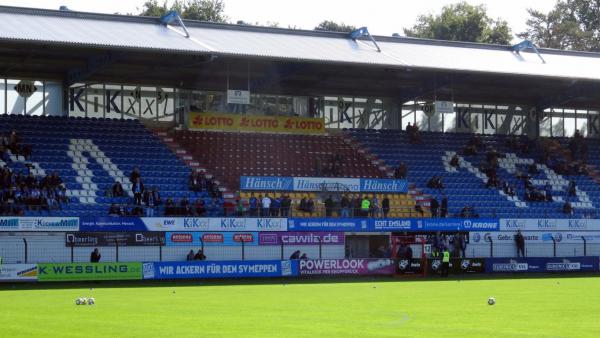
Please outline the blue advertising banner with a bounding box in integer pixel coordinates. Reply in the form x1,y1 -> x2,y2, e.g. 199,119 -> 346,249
240,176 -> 408,193
165,232 -> 259,246
80,217 -> 148,232
485,257 -> 599,273
287,218 -> 499,232
143,260 -> 298,279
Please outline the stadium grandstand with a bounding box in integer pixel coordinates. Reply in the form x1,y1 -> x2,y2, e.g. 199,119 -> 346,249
0,4 -> 600,271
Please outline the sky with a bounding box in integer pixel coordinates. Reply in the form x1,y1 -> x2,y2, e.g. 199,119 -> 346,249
0,0 -> 558,40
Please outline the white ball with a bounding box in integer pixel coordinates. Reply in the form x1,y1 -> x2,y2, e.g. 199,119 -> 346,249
488,297 -> 496,305
81,298 -> 87,305
75,298 -> 82,305
88,298 -> 95,305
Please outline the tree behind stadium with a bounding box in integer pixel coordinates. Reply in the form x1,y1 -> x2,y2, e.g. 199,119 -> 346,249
138,0 -> 227,22
403,1 -> 511,45
519,0 -> 600,52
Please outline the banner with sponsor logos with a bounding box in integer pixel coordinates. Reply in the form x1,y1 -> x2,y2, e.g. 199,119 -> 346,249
65,232 -> 165,247
80,217 -> 288,232
189,111 -> 325,134
240,176 -> 408,193
165,232 -> 258,246
37,262 -> 143,282
0,264 -> 38,281
287,218 -> 499,232
0,217 -> 79,232
470,231 -> 600,244
499,219 -> 600,231
143,260 -> 298,279
485,257 -> 599,273
427,258 -> 486,275
298,259 -> 395,276
395,259 -> 425,274
258,232 -> 344,245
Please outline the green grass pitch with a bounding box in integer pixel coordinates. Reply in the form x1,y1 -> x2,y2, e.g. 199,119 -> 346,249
1,276 -> 600,337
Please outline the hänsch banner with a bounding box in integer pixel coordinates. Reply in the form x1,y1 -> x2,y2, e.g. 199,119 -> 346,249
485,257 -> 599,273
240,176 -> 408,193
258,232 -> 345,246
143,260 -> 298,279
65,232 -> 165,247
165,232 -> 259,246
0,217 -> 79,232
499,218 -> 600,231
80,217 -> 288,232
298,259 -> 395,276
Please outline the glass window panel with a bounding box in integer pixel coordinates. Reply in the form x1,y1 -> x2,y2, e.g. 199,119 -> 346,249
44,81 -> 63,116
6,79 -> 24,115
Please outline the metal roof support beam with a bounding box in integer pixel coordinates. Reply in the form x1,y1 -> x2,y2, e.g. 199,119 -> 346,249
161,11 -> 190,38
512,40 -> 546,64
350,27 -> 381,52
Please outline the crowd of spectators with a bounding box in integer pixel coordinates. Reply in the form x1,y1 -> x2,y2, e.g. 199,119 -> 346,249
189,171 -> 222,198
1,165 -> 68,216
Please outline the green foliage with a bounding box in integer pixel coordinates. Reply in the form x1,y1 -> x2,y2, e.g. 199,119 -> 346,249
404,1 -> 512,45
519,0 -> 600,51
314,20 -> 356,33
138,0 -> 226,23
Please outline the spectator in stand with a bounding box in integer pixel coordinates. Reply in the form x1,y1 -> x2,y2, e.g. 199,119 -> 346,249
90,248 -> 101,263
430,197 -> 439,218
449,154 -> 459,168
289,250 -> 301,260
568,180 -> 577,197
353,195 -> 361,217
132,177 -> 144,205
189,171 -> 201,195
370,195 -> 380,218
271,195 -> 281,217
143,186 -> 160,217
324,195 -> 334,217
440,195 -> 448,218
360,196 -> 370,217
129,167 -> 141,184
108,203 -> 121,216
459,205 -> 478,218
9,130 -> 20,155
340,194 -> 350,218
394,162 -> 408,179
186,250 -> 195,261
180,196 -> 193,216
281,195 -> 291,217
563,201 -> 573,215
456,233 -> 467,258
406,122 -> 421,144
164,198 -> 175,216
382,195 -> 390,218
194,198 -> 206,216
112,181 -> 124,197
514,230 -> 525,257
544,183 -> 553,202
502,182 -> 515,197
427,176 -> 445,190
235,199 -> 245,217
300,253 -> 308,260
248,193 -> 258,217
261,194 -> 271,217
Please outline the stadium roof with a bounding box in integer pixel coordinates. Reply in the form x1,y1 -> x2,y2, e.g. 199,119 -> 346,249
1,5 -> 600,82
0,5 -> 599,109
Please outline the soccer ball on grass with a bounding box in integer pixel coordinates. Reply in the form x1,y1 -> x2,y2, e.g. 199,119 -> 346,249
488,297 -> 496,305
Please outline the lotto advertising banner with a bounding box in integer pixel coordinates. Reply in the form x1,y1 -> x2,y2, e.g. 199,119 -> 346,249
0,217 -> 79,232
165,232 -> 258,246
427,258 -> 486,275
470,231 -> 600,244
65,232 -> 165,247
143,260 -> 298,279
485,257 -> 599,273
298,259 -> 395,276
240,176 -> 408,193
80,217 -> 288,232
287,218 -> 499,232
189,111 -> 325,134
37,262 -> 143,282
500,218 -> 600,231
0,264 -> 38,281
258,232 -> 345,246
